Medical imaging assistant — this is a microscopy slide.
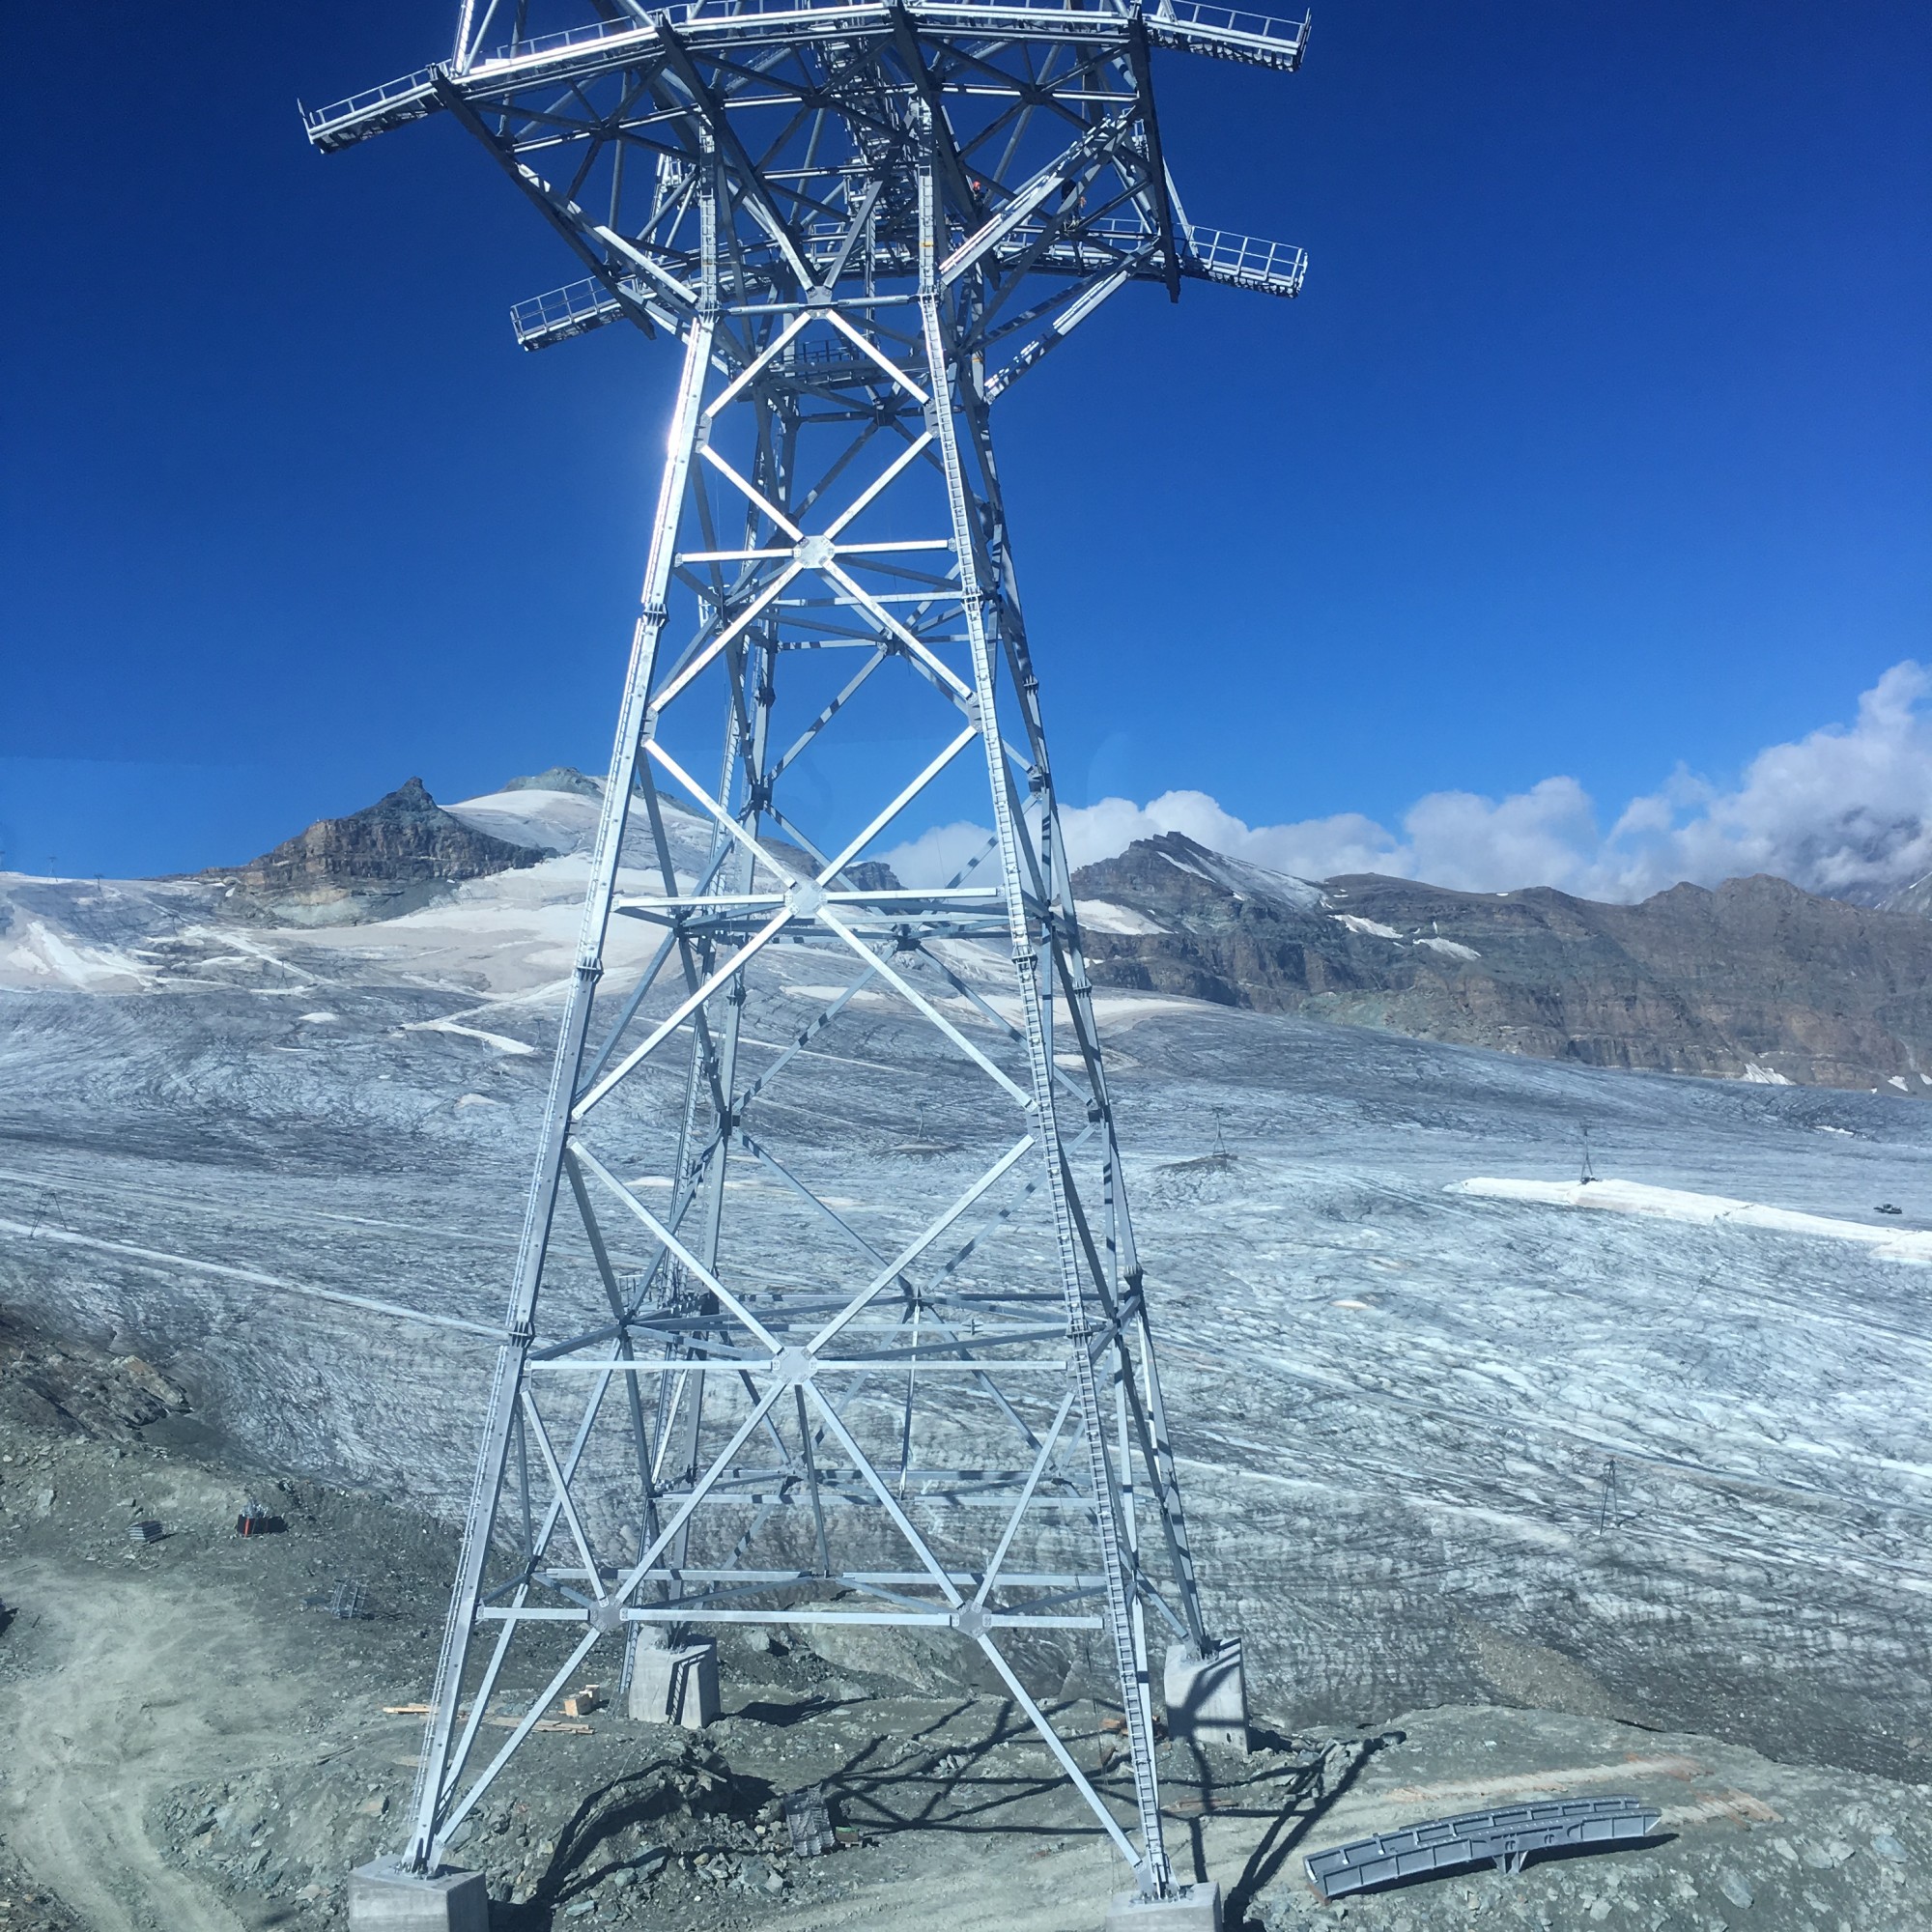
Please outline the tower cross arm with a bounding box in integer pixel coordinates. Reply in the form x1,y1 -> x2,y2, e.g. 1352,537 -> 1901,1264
502,223 -> 1306,364
977,213 -> 1303,402
301,0 -> 1313,152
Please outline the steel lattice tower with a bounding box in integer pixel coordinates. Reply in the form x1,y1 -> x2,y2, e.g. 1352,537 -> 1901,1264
307,2 -> 1305,1915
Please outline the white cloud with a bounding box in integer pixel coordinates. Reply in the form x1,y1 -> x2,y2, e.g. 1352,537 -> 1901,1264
1590,661 -> 1932,901
875,819 -> 1000,889
1057,791 -> 1404,880
883,662 -> 1932,904
1396,777 -> 1605,895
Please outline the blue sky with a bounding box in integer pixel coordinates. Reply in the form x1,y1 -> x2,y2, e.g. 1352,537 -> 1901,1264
3,3 -> 1927,886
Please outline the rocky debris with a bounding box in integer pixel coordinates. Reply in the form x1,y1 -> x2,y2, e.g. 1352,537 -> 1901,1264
0,1842 -> 84,1931
0,1321 -> 190,1444
147,1681 -> 819,1921
204,778 -> 541,926
1072,832 -> 1932,1092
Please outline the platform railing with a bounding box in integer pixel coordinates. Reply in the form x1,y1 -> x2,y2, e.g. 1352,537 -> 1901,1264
304,0 -> 1309,146
1184,224 -> 1307,296
303,68 -> 442,148
510,277 -> 640,348
478,0 -> 1306,66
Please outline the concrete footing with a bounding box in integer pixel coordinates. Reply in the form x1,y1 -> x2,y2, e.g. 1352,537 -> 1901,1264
1163,1638 -> 1248,1751
1103,1880 -> 1223,1931
628,1637 -> 720,1728
347,1857 -> 489,1932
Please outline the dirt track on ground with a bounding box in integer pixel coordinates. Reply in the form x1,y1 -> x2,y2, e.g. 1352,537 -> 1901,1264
0,1559 -> 293,1932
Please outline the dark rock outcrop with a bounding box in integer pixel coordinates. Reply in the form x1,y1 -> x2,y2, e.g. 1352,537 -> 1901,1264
208,778 -> 540,924
1072,833 -> 1932,1093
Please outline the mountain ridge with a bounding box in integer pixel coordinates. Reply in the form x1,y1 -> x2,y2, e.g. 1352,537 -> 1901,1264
128,772 -> 1932,1094
1071,832 -> 1932,1093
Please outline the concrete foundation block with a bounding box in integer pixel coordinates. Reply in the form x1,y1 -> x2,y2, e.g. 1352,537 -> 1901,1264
1163,1638 -> 1248,1751
347,1857 -> 489,1932
1103,1880 -> 1223,1931
628,1637 -> 720,1728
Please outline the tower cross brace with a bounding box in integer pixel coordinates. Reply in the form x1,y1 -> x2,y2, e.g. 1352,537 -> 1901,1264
306,1 -> 1306,1909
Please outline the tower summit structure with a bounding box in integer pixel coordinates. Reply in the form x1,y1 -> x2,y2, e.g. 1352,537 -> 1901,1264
305,4 -> 1306,1920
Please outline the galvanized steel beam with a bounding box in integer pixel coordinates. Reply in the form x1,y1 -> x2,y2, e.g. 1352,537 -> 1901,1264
307,1 -> 1308,1906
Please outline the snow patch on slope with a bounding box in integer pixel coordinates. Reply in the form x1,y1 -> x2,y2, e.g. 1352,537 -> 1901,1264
1076,898 -> 1169,935
1,920 -> 156,992
445,786 -> 715,874
1155,844 -> 1324,910
444,788 -> 600,855
1453,1176 -> 1932,1263
401,1017 -> 536,1056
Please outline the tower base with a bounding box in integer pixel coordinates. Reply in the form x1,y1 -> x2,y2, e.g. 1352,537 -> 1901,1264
628,1636 -> 720,1728
1163,1639 -> 1249,1751
347,1857 -> 489,1932
1104,1880 -> 1223,1931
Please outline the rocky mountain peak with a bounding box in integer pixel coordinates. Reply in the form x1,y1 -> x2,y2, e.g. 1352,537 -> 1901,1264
205,779 -> 542,925
1077,832 -> 1324,915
